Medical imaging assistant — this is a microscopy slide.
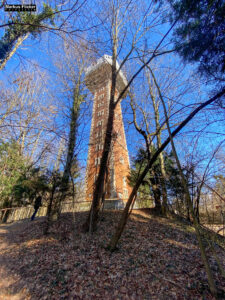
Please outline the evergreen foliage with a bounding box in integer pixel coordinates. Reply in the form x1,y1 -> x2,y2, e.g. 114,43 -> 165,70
0,141 -> 27,208
128,148 -> 154,204
129,147 -> 172,206
129,148 -> 191,211
0,140 -> 50,208
0,3 -> 57,62
12,167 -> 49,206
168,0 -> 225,83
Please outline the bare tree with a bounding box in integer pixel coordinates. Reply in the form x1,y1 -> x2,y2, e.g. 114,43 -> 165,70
49,38 -> 94,220
146,71 -> 168,213
129,90 -> 163,213
0,67 -> 58,164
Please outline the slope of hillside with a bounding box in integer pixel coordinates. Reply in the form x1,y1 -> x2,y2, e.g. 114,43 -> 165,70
0,210 -> 224,299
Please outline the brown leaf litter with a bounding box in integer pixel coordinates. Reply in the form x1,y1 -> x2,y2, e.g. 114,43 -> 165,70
0,210 -> 224,300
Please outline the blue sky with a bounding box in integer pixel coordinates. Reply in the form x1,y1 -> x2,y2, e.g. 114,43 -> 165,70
0,0 -> 224,184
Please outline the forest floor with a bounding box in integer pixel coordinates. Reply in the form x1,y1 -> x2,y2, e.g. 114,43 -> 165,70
0,210 -> 225,300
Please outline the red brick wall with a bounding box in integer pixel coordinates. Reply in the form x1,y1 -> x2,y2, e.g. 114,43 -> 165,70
112,100 -> 132,201
85,83 -> 131,202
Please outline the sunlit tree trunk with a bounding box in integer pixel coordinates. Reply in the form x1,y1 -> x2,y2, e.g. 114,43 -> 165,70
149,169 -> 162,213
148,75 -> 168,214
0,33 -> 29,70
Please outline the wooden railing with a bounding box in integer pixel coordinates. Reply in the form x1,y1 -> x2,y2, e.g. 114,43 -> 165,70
0,198 -> 151,224
0,201 -> 92,224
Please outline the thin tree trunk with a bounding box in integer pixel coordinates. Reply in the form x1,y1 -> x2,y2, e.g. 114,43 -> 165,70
53,84 -> 81,219
0,33 -> 30,70
43,136 -> 63,234
194,186 -> 201,223
186,197 -> 190,222
159,152 -> 168,213
149,170 -> 162,213
44,179 -> 56,235
148,77 -> 168,214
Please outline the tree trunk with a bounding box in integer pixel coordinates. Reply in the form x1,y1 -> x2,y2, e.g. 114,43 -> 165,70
186,198 -> 190,222
44,180 -> 56,235
53,85 -> 81,219
148,74 -> 168,214
0,33 -> 30,70
108,161 -> 152,250
149,170 -> 162,214
195,186 -> 201,223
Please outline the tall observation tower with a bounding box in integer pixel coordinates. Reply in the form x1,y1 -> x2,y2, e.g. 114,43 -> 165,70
85,55 -> 132,205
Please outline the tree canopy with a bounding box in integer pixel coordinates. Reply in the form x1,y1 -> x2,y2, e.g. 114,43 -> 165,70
0,3 -> 57,63
167,0 -> 225,84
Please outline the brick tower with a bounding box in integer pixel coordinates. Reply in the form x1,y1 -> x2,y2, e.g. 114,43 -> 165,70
85,55 -> 132,205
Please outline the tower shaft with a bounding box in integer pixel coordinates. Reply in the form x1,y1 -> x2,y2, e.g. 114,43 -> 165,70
85,56 -> 131,203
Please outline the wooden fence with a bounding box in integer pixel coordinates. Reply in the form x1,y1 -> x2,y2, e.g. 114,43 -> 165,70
0,198 -> 147,224
202,210 -> 225,237
0,198 -> 164,225
0,201 -> 92,224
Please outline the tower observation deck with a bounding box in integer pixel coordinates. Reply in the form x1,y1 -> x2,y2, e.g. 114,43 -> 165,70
85,55 -> 132,205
